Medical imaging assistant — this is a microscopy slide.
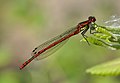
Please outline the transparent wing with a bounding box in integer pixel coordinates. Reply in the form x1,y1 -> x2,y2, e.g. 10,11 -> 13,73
32,39 -> 68,60
31,26 -> 77,60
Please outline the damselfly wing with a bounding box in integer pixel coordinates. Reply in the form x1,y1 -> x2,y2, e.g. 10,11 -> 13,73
31,26 -> 77,60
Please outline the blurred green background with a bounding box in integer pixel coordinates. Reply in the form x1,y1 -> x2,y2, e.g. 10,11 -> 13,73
0,0 -> 120,83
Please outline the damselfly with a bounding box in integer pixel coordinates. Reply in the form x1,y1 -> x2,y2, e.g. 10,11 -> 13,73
19,16 -> 96,70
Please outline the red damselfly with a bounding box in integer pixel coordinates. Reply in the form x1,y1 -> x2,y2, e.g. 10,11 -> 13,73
19,16 -> 96,70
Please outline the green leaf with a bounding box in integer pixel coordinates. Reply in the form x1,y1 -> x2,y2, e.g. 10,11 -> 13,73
81,23 -> 120,50
84,37 -> 108,47
86,58 -> 120,76
103,26 -> 120,34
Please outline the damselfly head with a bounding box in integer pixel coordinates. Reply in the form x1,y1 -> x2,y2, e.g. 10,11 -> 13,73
88,16 -> 96,22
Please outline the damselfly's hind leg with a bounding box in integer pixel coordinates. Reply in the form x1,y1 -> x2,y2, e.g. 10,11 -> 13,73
81,25 -> 90,45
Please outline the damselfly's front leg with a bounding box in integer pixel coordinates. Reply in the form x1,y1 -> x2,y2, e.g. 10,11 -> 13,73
89,23 -> 100,34
81,25 -> 90,45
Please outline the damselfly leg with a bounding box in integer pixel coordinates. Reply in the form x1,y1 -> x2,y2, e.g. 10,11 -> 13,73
81,25 -> 90,45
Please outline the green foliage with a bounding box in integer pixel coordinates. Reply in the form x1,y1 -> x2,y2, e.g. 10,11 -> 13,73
81,23 -> 120,76
86,23 -> 120,50
86,58 -> 120,76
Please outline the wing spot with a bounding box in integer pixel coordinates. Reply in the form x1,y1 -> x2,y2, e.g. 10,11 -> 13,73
34,52 -> 37,54
32,47 -> 37,52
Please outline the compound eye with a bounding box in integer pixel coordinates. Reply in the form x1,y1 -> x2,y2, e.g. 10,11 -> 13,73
88,16 -> 96,22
